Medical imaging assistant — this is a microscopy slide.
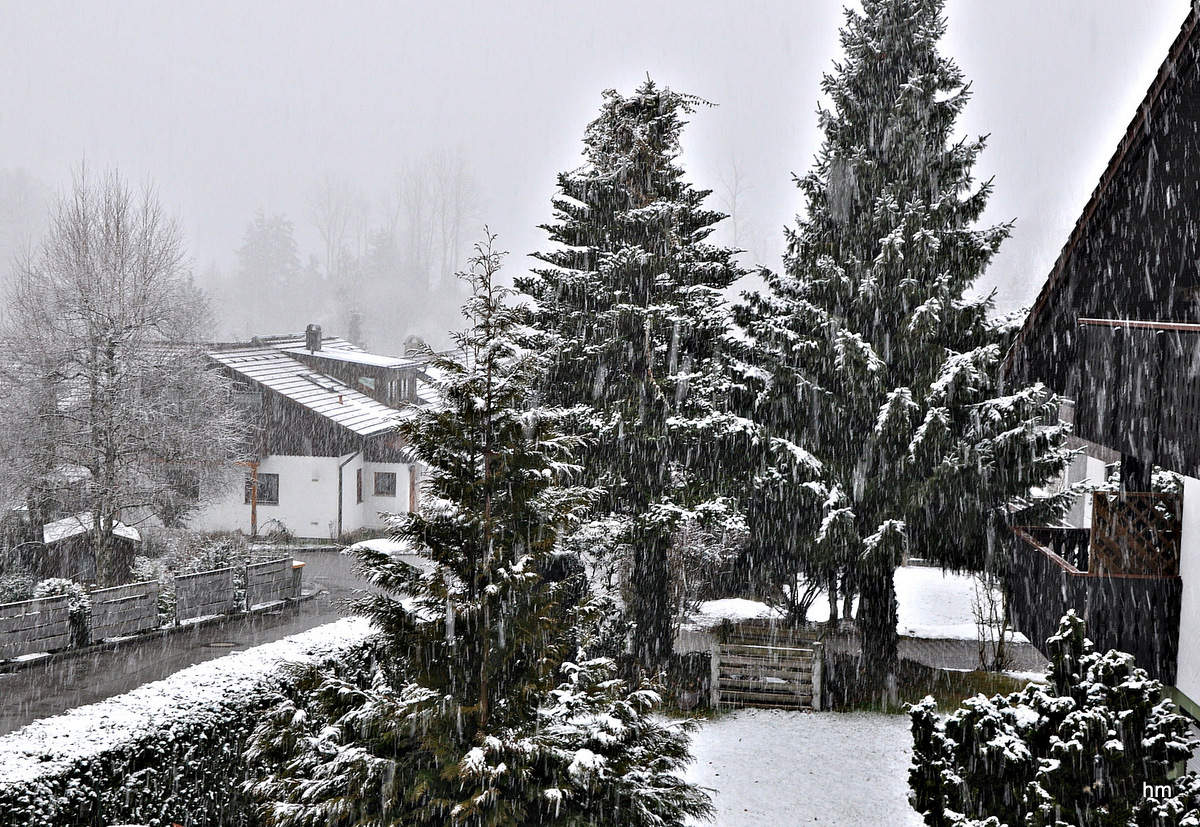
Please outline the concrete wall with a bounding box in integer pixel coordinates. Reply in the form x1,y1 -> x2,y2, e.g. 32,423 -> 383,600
1177,475 -> 1200,709
189,453 -> 415,540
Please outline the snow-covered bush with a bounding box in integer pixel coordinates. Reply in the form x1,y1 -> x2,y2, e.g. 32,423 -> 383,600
0,568 -> 36,604
142,527 -> 249,574
131,555 -> 176,625
0,617 -> 373,827
33,577 -> 89,647
909,611 -> 1199,826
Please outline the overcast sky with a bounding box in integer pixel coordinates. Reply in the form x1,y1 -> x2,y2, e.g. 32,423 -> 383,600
0,0 -> 1192,327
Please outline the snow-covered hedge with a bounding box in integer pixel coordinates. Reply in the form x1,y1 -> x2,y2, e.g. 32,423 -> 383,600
0,617 -> 374,827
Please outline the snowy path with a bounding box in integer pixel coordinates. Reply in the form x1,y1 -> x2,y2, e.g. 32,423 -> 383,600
685,709 -> 922,826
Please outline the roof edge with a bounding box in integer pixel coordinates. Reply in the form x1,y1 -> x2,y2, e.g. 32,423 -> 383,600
1003,5 -> 1200,376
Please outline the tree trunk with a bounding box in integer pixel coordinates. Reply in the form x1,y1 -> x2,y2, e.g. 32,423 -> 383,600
631,521 -> 673,673
826,572 -> 839,630
857,567 -> 898,706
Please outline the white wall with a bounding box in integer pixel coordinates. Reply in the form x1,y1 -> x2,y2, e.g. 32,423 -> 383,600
346,461 -> 413,533
1177,475 -> 1200,708
1081,456 -> 1109,527
189,454 -> 417,540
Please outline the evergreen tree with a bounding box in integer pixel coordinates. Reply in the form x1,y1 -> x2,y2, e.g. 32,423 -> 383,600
518,79 -> 768,671
733,0 -> 1075,694
246,234 -> 712,827
910,612 -> 1200,827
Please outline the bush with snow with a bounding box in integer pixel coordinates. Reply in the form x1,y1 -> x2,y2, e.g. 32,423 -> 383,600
0,617 -> 373,827
909,611 -> 1200,826
33,577 -> 89,646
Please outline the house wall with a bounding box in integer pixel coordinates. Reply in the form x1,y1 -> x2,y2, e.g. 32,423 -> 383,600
340,459 -> 413,534
1177,475 -> 1200,709
189,454 -> 415,540
190,455 -> 341,539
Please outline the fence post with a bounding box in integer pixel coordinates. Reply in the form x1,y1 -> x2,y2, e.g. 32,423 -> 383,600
291,560 -> 305,599
811,640 -> 824,712
709,639 -> 721,709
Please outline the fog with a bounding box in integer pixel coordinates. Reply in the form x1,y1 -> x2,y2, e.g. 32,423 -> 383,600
0,0 -> 1189,352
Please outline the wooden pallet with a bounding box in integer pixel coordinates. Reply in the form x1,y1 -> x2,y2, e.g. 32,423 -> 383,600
712,635 -> 823,711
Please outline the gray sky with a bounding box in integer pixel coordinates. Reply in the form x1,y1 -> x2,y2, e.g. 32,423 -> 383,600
0,0 -> 1192,330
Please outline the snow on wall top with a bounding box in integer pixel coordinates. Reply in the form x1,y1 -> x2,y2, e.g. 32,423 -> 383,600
210,345 -> 410,437
43,512 -> 141,545
0,616 -> 374,787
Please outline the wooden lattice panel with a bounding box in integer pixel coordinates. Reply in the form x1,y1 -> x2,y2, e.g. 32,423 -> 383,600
1090,491 -> 1181,576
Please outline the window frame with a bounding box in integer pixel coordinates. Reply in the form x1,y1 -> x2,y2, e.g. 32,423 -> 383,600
245,472 -> 280,506
374,471 -> 397,497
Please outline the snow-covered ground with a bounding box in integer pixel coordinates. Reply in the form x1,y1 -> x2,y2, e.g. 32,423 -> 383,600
687,565 -> 1028,643
344,537 -> 436,574
685,709 -> 922,826
686,598 -> 783,629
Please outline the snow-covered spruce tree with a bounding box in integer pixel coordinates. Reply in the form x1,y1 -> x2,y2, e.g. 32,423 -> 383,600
245,234 -> 713,827
518,79 -> 780,671
910,612 -> 1200,827
733,0 -> 1075,694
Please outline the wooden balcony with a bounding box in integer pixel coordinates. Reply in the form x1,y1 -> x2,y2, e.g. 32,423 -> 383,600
1008,501 -> 1182,682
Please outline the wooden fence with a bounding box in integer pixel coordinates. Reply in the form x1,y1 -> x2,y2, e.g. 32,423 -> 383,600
89,581 -> 159,642
175,566 -> 239,622
709,621 -> 823,711
245,558 -> 296,609
0,595 -> 71,660
0,557 -> 303,660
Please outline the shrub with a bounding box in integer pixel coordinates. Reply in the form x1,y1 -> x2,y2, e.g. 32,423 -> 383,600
0,617 -> 373,827
909,612 -> 1200,826
33,578 -> 89,647
0,569 -> 36,604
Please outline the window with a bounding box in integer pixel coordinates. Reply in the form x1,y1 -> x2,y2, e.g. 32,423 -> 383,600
245,472 -> 279,506
356,468 -> 363,504
374,471 -> 397,497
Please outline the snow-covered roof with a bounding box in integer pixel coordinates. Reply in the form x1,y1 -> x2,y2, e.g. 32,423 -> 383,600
278,345 -> 422,370
209,346 -> 408,438
43,513 -> 141,545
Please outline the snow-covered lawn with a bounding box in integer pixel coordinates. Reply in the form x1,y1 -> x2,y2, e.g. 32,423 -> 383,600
685,709 -> 922,826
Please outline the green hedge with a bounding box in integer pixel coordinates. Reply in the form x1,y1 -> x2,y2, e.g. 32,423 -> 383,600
0,617 -> 374,827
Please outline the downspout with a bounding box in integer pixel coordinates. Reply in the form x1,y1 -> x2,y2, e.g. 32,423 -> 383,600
337,450 -> 362,539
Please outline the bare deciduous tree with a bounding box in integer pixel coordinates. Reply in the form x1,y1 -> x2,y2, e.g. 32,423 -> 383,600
306,174 -> 365,282
0,169 -> 246,585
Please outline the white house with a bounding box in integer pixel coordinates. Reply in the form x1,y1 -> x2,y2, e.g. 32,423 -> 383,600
189,328 -> 432,541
